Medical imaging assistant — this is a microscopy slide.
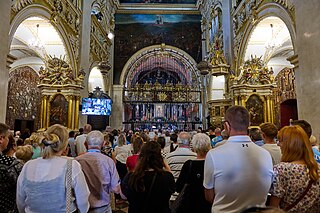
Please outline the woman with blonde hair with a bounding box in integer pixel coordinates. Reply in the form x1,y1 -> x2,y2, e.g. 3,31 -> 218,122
269,125 -> 320,212
175,133 -> 212,213
17,124 -> 90,213
15,145 -> 33,164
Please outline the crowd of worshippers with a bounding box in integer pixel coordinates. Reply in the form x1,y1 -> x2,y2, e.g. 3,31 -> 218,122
0,106 -> 319,213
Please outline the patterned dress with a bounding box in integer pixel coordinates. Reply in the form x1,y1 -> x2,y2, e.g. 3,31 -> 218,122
270,162 -> 320,213
0,153 -> 23,213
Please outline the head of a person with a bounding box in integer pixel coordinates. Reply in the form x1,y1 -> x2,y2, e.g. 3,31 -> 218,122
69,131 -> 75,138
140,132 -> 150,143
118,133 -> 126,146
221,130 -> 229,140
178,132 -> 191,147
197,127 -> 202,133
208,127 -> 214,135
83,124 -> 92,134
130,141 -> 164,192
16,138 -> 24,146
214,128 -> 221,136
225,106 -> 249,135
157,136 -> 166,149
132,136 -> 144,154
259,122 -> 278,141
2,134 -> 16,156
86,130 -> 104,149
0,123 -> 10,152
78,127 -> 84,134
277,125 -> 319,181
310,135 -> 318,147
291,120 -> 312,138
15,145 -> 33,163
192,133 -> 211,157
170,133 -> 178,143
41,124 -> 68,159
249,128 -> 262,142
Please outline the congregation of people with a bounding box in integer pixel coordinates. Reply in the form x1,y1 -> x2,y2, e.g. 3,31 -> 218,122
0,106 -> 319,213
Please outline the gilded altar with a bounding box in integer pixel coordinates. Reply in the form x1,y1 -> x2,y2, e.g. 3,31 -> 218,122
231,56 -> 276,126
38,56 -> 84,130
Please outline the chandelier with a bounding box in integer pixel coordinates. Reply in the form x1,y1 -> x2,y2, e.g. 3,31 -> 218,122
263,23 -> 283,63
28,24 -> 45,51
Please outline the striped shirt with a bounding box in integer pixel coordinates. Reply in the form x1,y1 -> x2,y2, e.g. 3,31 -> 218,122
165,147 -> 197,182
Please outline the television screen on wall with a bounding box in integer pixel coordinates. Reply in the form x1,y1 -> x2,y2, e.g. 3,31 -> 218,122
81,98 -> 112,116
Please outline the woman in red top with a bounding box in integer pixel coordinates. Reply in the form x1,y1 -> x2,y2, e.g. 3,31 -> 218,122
126,136 -> 143,172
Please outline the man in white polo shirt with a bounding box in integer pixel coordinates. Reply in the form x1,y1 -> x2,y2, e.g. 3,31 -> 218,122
203,106 -> 273,213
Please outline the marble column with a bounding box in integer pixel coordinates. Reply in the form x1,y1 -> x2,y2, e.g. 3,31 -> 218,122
0,1 -> 11,123
78,0 -> 92,129
293,0 -> 320,138
110,85 -> 123,130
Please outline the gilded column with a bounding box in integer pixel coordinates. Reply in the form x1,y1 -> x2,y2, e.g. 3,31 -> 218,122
234,95 -> 238,105
266,96 -> 271,122
241,96 -> 246,107
67,95 -> 73,129
46,96 -> 50,129
40,96 -> 46,129
74,96 -> 80,130
270,98 -> 274,123
263,97 -> 267,123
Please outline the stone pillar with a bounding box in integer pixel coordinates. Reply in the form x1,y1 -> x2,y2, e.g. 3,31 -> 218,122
0,1 -> 11,123
110,85 -> 123,129
78,0 -> 92,128
222,0 -> 233,64
292,0 -> 320,138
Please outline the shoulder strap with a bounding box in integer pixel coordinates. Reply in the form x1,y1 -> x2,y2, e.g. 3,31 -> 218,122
66,159 -> 73,213
284,180 -> 314,211
143,173 -> 157,213
186,160 -> 193,183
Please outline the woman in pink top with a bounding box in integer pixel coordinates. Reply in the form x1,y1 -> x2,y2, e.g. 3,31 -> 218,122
126,136 -> 143,172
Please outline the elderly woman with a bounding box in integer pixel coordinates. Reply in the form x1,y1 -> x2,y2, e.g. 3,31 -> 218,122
269,125 -> 320,212
17,124 -> 90,213
175,133 -> 212,213
122,141 -> 175,213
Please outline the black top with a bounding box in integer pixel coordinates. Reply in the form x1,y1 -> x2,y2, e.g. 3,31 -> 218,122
176,159 -> 211,213
122,170 -> 175,213
0,154 -> 23,213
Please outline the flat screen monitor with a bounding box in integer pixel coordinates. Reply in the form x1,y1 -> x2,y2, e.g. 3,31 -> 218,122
81,98 -> 112,115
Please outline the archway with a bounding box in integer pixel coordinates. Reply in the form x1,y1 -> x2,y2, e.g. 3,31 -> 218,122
120,44 -> 202,130
88,66 -> 105,92
7,16 -> 67,130
241,16 -> 297,127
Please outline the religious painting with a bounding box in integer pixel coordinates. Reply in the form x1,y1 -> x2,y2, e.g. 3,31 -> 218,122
6,67 -> 41,130
114,14 -> 202,84
246,94 -> 264,126
119,0 -> 197,4
49,94 -> 68,126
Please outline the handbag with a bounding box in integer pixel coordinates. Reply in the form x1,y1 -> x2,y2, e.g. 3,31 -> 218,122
284,180 -> 314,211
171,161 -> 193,213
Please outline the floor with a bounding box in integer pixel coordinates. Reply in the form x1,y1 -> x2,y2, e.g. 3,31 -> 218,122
112,199 -> 128,213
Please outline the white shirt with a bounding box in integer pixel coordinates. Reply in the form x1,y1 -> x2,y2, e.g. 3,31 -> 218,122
262,143 -> 282,165
114,145 -> 132,164
204,135 -> 273,213
76,134 -> 87,155
17,156 -> 90,213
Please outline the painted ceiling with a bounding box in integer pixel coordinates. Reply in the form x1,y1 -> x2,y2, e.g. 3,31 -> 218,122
119,0 -> 197,4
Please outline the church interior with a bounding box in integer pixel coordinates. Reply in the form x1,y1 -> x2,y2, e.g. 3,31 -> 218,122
1,0 -> 320,137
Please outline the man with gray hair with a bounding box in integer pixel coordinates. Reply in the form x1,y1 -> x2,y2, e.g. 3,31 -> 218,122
76,130 -> 121,213
165,131 -> 196,201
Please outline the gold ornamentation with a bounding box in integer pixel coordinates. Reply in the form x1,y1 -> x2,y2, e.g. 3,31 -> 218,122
238,55 -> 274,85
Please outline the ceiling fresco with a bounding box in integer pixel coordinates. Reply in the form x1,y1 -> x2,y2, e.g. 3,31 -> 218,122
119,0 -> 197,4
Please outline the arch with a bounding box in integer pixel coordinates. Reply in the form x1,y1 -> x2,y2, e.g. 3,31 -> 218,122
9,4 -> 75,70
119,44 -> 201,87
237,3 -> 296,69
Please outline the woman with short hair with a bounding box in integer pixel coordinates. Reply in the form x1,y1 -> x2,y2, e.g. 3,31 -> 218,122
175,133 -> 212,213
17,124 -> 90,213
122,141 -> 175,213
269,125 -> 320,212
